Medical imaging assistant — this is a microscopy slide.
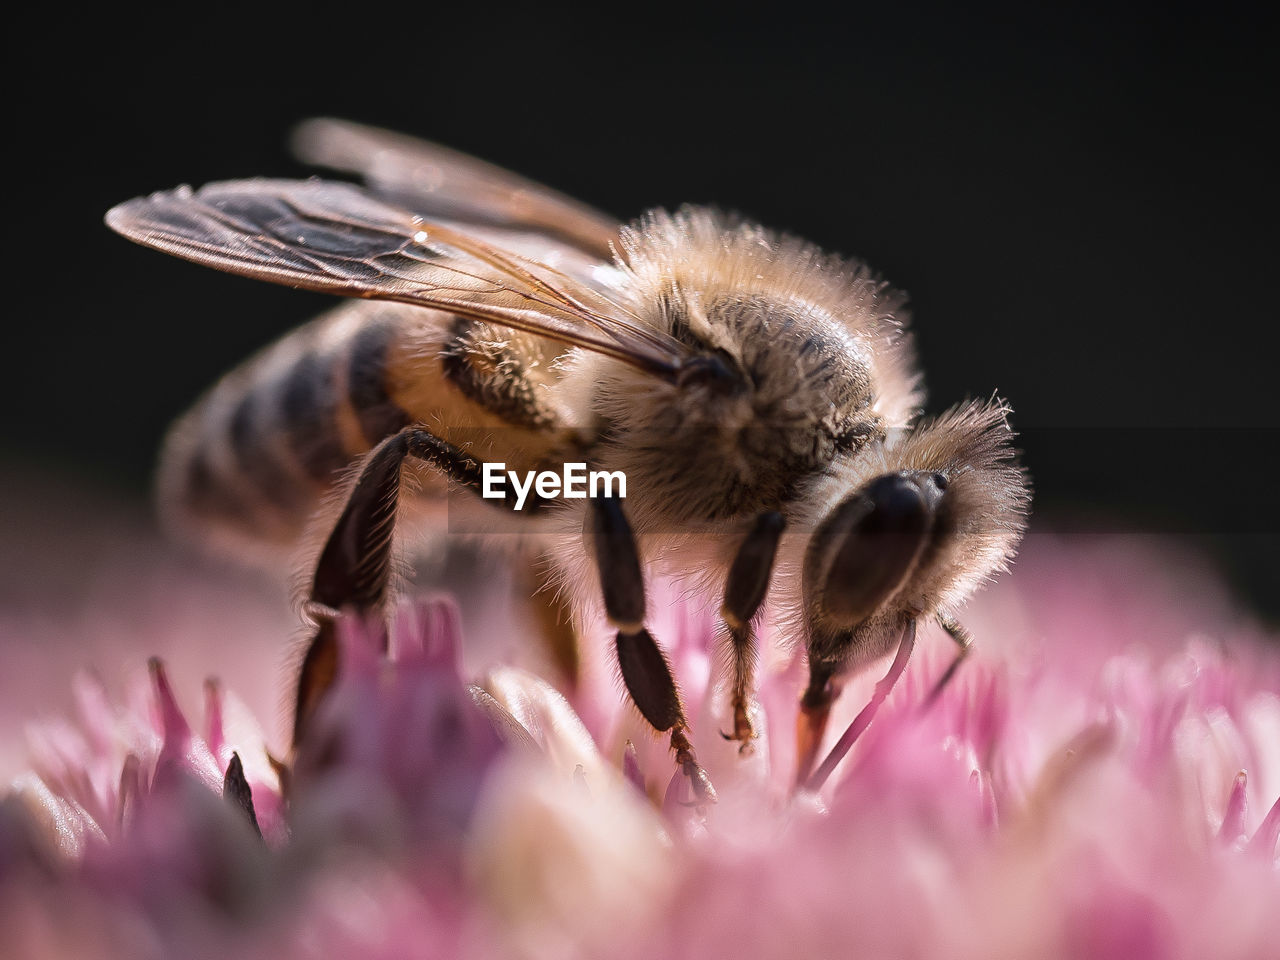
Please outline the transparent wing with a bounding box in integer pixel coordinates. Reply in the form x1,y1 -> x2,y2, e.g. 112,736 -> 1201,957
293,118 -> 618,259
105,178 -> 687,379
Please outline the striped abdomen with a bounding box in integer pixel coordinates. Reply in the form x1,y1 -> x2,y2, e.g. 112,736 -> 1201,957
158,301 -> 561,558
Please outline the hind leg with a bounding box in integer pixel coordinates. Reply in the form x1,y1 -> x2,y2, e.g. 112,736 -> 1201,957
293,426 -> 551,748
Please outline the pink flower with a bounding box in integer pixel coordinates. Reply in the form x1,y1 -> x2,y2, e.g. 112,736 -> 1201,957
3,535 -> 1279,959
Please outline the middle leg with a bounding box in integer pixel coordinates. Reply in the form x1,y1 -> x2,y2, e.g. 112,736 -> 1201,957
591,497 -> 717,805
719,511 -> 785,752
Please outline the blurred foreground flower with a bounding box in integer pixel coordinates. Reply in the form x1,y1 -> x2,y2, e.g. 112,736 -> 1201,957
2,539 -> 1279,959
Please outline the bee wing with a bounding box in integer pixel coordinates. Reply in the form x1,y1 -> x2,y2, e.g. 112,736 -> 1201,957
105,178 -> 688,379
433,223 -> 630,297
292,118 -> 618,259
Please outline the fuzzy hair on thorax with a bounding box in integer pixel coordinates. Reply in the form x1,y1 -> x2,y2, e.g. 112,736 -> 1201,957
566,207 -> 923,530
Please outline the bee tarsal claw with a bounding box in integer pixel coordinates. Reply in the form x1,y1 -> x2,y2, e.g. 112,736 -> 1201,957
719,702 -> 757,755
671,727 -> 717,805
684,761 -> 718,807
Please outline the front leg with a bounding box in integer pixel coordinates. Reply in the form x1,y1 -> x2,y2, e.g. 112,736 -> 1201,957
719,511 -> 785,752
925,612 -> 975,706
591,498 -> 716,805
794,658 -> 840,787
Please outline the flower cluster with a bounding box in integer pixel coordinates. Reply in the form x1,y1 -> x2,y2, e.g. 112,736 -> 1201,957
3,539 -> 1278,959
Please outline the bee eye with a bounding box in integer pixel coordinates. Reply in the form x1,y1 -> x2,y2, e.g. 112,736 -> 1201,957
931,472 -> 949,492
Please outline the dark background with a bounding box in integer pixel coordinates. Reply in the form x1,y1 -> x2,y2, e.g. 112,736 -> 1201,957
6,5 -> 1277,617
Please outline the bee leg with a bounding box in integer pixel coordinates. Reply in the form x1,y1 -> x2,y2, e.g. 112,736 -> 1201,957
803,620 -> 918,792
795,660 -> 840,787
924,612 -> 974,706
293,618 -> 342,753
294,426 -> 546,748
293,431 -> 409,750
591,498 -> 717,806
719,511 -> 785,753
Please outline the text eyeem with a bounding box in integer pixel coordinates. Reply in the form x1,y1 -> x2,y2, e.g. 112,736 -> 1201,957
481,462 -> 627,510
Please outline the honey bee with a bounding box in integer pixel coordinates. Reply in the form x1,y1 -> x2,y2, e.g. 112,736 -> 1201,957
106,120 -> 1029,800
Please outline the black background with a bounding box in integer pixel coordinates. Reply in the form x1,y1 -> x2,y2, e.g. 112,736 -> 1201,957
6,5 -> 1277,617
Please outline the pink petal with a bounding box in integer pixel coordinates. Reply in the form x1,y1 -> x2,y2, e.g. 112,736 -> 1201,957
1218,770 -> 1249,846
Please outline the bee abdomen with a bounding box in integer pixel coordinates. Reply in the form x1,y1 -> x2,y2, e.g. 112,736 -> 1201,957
346,316 -> 412,446
159,305 -> 416,553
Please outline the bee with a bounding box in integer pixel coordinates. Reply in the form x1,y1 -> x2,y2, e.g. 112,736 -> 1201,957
106,119 -> 1029,800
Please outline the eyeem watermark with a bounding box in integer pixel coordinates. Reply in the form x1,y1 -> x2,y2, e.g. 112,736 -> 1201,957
482,462 -> 626,510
